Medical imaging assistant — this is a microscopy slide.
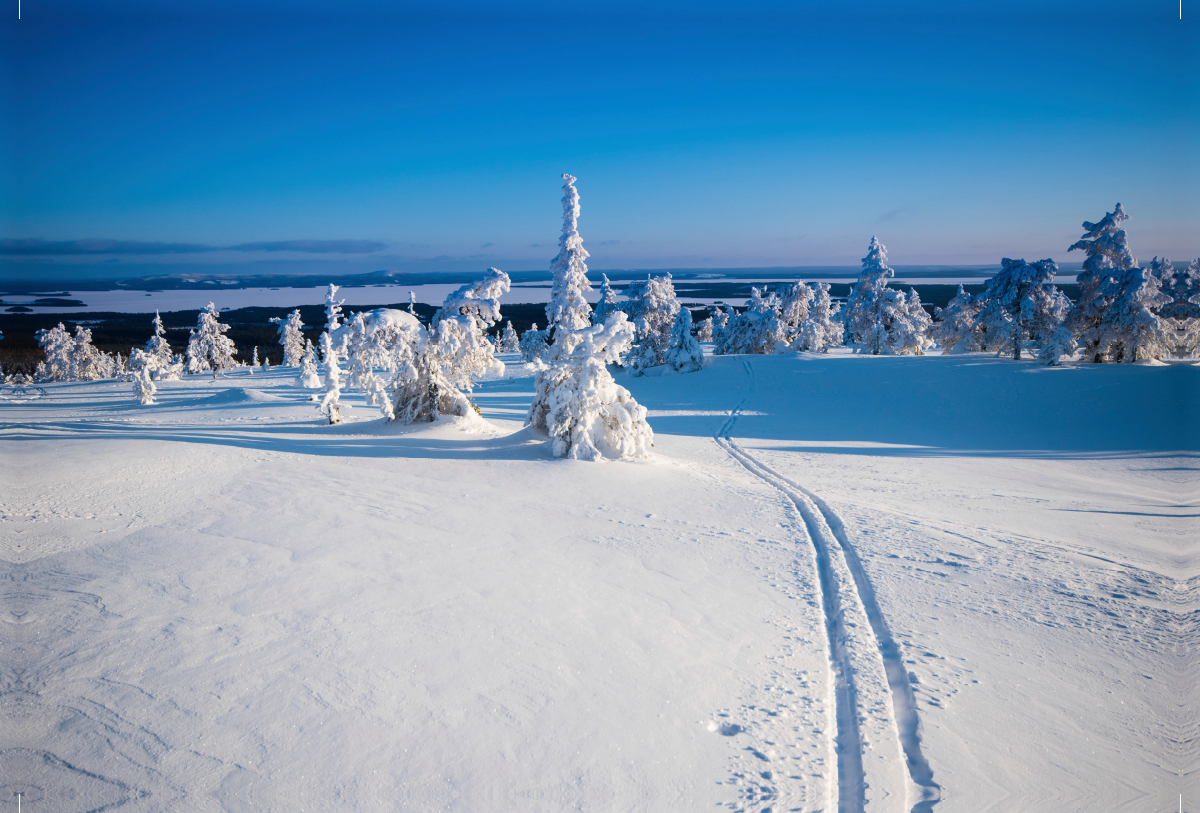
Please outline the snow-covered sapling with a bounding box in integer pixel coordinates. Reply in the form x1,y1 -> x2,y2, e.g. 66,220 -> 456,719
665,306 -> 705,372
527,312 -> 654,460
695,317 -> 714,343
520,323 -> 548,362
193,303 -> 237,377
297,339 -> 322,388
133,366 -> 157,405
318,331 -> 343,424
269,309 -> 305,366
622,274 -> 680,369
545,173 -> 593,335
592,274 -> 621,326
932,285 -> 981,354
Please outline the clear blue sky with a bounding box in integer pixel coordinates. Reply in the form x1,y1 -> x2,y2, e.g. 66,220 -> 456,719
1,0 -> 1195,279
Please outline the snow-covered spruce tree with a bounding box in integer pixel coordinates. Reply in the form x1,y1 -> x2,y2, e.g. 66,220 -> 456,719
68,325 -> 106,381
890,289 -> 935,356
592,274 -> 621,326
250,346 -> 260,372
974,299 -> 1014,353
520,323 -> 548,362
297,339 -> 322,388
789,283 -> 844,353
408,292 -> 418,318
269,309 -> 305,366
845,236 -> 902,354
34,323 -> 73,381
664,306 -> 705,372
545,173 -> 593,335
931,285 -> 981,353
318,332 -> 344,423
715,288 -> 786,355
193,302 -> 237,377
133,366 -> 157,405
389,269 -> 510,423
184,330 -> 207,374
973,258 -> 1068,359
1067,204 -> 1138,362
777,281 -> 814,338
1038,326 -> 1078,366
695,316 -> 714,343
498,320 -> 520,353
527,312 -> 654,460
622,274 -> 680,369
144,311 -> 173,372
1091,265 -> 1173,362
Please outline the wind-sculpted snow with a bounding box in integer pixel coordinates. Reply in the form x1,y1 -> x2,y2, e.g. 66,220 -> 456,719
1,350 -> 1194,812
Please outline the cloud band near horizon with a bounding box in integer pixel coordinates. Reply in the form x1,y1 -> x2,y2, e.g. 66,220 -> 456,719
0,238 -> 388,256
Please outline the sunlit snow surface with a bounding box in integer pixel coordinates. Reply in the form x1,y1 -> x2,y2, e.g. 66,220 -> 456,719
1,352 -> 1195,812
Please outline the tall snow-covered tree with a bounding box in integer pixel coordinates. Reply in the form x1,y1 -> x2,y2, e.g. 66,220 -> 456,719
34,323 -> 72,381
845,236 -> 900,354
527,312 -> 654,460
1091,265 -> 1173,362
144,311 -> 173,368
270,309 -> 305,366
1067,204 -> 1138,361
664,306 -> 705,372
193,302 -> 237,377
592,274 -> 621,326
545,173 -> 593,334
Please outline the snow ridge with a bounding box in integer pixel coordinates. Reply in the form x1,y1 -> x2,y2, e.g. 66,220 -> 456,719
716,361 -> 940,812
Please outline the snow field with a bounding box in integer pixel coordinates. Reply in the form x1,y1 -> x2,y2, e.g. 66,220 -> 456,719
2,350 -> 1194,812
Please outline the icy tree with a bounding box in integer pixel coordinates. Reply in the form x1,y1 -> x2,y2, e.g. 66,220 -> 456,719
296,339 -> 322,388
1067,204 -> 1138,361
695,316 -> 714,342
715,288 -> 785,355
972,259 -> 1068,359
891,289 -> 935,356
520,323 -> 549,362
184,330 -> 206,374
409,292 -> 418,318
270,309 -> 305,366
622,274 -> 680,369
67,325 -> 106,381
1038,326 -> 1078,366
545,173 -> 593,334
389,270 -> 509,424
34,323 -> 73,381
498,320 -> 520,352
789,283 -> 844,353
318,332 -> 343,424
1091,265 -> 1173,362
932,285 -> 982,353
777,281 -> 814,337
144,311 -> 173,369
193,302 -> 237,377
664,306 -> 705,372
592,274 -> 621,326
133,366 -> 157,405
250,347 -> 260,372
324,283 -> 345,333
845,237 -> 900,354
527,312 -> 654,460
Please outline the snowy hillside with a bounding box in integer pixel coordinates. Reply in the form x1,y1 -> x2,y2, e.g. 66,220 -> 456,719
1,352 -> 1194,812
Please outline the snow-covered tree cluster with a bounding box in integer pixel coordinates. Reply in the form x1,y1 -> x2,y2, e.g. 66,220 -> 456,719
843,237 -> 932,355
527,312 -> 654,460
712,281 -> 844,356
34,323 -> 123,382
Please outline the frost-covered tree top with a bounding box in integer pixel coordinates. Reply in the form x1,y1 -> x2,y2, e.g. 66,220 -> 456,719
861,236 -> 894,282
984,258 -> 1059,310
434,268 -> 511,330
1069,203 -> 1136,281
545,173 -> 593,332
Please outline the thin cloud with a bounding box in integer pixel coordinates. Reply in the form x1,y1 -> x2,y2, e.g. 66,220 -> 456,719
1,238 -> 387,256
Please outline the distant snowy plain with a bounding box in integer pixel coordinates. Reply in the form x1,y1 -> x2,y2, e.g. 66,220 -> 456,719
1,351 -> 1194,812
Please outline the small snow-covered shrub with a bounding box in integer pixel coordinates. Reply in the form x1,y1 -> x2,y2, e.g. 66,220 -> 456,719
972,258 -> 1069,359
133,366 -> 157,404
527,312 -> 653,461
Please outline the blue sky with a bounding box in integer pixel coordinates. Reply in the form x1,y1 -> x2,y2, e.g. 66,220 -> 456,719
1,0 -> 1195,279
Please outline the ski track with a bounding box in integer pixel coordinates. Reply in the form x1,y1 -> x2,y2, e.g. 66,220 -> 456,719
717,359 -> 941,813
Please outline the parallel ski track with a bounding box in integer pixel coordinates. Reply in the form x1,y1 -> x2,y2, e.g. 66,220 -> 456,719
717,360 -> 940,812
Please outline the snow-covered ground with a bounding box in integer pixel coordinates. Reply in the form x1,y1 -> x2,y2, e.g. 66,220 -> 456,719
1,352 -> 1194,812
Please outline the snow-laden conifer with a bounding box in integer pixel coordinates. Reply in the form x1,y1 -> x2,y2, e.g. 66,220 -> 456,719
545,173 -> 593,334
664,306 -> 704,372
592,274 -> 621,326
408,292 -> 418,318
695,317 -> 714,343
133,366 -> 157,405
715,288 -> 785,355
846,237 -> 901,354
185,330 -> 207,374
250,347 -> 260,372
297,339 -> 322,388
144,311 -> 173,370
1067,204 -> 1137,361
777,281 -> 813,337
527,312 -> 654,460
193,303 -> 237,377
890,289 -> 935,356
520,323 -> 548,362
622,274 -> 680,368
974,299 -> 1014,353
1091,265 -> 1173,362
932,285 -> 982,353
68,325 -> 106,381
788,283 -> 844,353
499,320 -> 520,353
318,332 -> 343,424
973,259 -> 1068,359
34,323 -> 73,381
270,309 -> 305,366
1038,326 -> 1078,366
324,284 -> 345,333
